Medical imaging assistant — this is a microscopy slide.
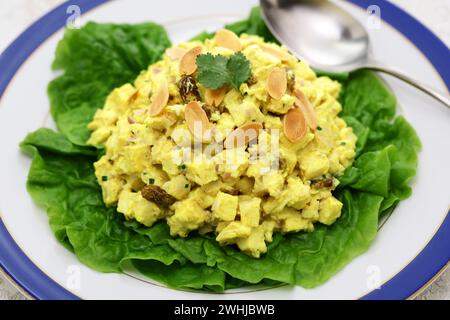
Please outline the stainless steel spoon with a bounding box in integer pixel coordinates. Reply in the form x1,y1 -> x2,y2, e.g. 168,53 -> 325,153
260,0 -> 450,108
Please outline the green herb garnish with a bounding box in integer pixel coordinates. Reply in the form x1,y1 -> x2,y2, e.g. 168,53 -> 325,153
149,178 -> 155,184
184,184 -> 190,188
178,164 -> 186,171
102,176 -> 108,181
196,52 -> 251,90
317,126 -> 322,131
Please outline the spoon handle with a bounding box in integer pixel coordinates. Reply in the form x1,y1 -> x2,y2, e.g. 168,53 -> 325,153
363,62 -> 450,109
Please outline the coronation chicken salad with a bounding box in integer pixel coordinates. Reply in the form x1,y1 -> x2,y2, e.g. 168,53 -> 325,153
88,30 -> 356,258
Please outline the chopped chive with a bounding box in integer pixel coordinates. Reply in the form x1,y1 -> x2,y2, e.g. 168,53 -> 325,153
317,126 -> 322,131
102,176 -> 108,182
341,141 -> 346,146
178,164 -> 186,170
184,184 -> 190,188
149,178 -> 155,185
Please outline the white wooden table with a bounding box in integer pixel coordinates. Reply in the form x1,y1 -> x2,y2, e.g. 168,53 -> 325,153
0,0 -> 448,300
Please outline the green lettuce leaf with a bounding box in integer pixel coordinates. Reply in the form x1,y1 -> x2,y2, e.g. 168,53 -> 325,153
339,70 -> 397,128
20,128 -> 97,157
338,70 -> 421,212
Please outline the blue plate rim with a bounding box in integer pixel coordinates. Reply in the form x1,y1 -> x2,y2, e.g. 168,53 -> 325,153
0,0 -> 448,300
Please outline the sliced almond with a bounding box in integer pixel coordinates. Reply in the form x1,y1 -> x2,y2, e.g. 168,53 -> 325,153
283,107 -> 307,142
149,80 -> 169,116
127,116 -> 136,124
214,29 -> 242,52
267,67 -> 287,100
179,46 -> 202,75
185,101 -> 211,140
224,122 -> 263,149
205,87 -> 227,106
165,47 -> 187,61
260,44 -> 291,62
294,89 -> 317,130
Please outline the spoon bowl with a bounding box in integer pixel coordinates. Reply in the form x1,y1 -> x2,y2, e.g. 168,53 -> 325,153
261,0 -> 369,72
260,0 -> 450,107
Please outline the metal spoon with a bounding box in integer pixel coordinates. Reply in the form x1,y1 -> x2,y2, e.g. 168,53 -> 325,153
260,0 -> 450,108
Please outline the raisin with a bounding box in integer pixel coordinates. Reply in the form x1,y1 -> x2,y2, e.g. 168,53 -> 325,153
178,75 -> 200,103
286,68 -> 296,93
246,74 -> 257,86
141,185 -> 176,207
312,178 -> 334,189
278,158 -> 286,171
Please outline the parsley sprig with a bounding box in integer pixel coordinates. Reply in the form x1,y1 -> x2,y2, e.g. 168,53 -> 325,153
196,52 -> 251,90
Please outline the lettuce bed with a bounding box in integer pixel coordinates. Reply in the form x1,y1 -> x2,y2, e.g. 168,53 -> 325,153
20,8 -> 421,291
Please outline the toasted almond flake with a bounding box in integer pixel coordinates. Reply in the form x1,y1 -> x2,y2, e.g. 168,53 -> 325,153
283,107 -> 307,142
127,116 -> 136,124
260,44 -> 291,62
184,101 -> 211,140
267,67 -> 287,100
294,89 -> 317,130
165,47 -> 187,61
179,46 -> 202,75
149,80 -> 169,116
224,122 -> 263,149
205,87 -> 227,106
214,29 -> 242,51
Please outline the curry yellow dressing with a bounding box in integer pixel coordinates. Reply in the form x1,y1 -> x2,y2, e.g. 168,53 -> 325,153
88,33 -> 356,258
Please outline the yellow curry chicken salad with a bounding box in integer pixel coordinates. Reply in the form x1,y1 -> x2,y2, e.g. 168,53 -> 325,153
87,30 -> 357,258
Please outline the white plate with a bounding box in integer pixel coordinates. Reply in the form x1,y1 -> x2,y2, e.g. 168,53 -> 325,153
0,0 -> 449,300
